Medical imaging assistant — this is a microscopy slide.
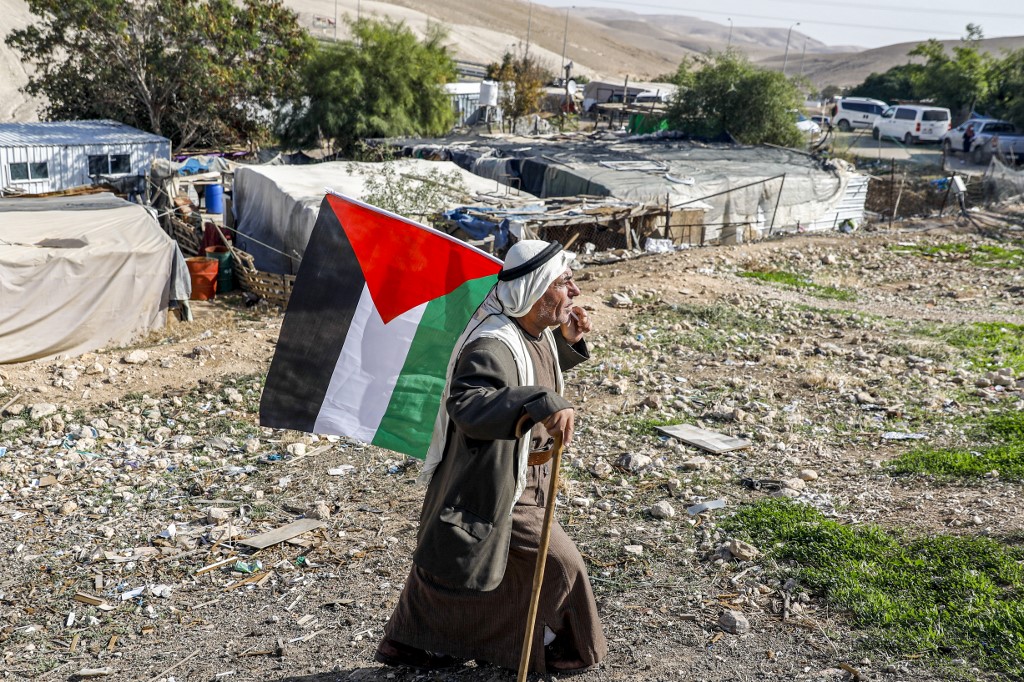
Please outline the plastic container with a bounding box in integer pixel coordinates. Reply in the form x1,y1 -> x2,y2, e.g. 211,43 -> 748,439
204,245 -> 233,293
186,257 -> 218,300
204,184 -> 224,214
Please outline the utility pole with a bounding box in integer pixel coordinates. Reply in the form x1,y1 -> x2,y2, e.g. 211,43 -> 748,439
782,22 -> 800,75
560,7 -> 570,78
799,39 -> 807,76
334,0 -> 338,39
525,3 -> 533,59
727,18 -> 733,50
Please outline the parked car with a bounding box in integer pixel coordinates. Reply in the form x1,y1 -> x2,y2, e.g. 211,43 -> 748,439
794,112 -> 821,136
942,118 -> 1024,163
634,91 -> 671,105
829,97 -> 887,132
872,105 -> 951,144
810,115 -> 830,129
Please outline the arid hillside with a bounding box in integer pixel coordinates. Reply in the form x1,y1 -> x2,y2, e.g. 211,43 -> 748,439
4,0 -> 1023,123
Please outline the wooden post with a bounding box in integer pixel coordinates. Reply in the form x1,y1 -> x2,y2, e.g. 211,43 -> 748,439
516,432 -> 565,682
768,174 -> 787,235
664,193 -> 670,239
888,158 -> 895,228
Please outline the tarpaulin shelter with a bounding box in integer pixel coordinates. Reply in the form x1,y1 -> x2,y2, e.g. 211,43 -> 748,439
401,135 -> 868,244
0,193 -> 189,363
231,159 -> 534,274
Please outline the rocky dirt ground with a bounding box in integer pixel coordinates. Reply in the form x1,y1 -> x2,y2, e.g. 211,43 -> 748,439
1,214 -> 1023,682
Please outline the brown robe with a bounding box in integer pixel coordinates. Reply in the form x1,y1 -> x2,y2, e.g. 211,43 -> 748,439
382,327 -> 607,672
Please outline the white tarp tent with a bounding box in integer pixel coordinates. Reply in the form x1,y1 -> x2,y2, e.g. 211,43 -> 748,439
231,159 -> 533,274
0,193 -> 186,363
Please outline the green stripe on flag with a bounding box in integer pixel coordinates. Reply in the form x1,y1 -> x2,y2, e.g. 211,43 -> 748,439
372,275 -> 498,458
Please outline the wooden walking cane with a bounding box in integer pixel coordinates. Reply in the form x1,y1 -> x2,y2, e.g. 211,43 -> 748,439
515,415 -> 566,682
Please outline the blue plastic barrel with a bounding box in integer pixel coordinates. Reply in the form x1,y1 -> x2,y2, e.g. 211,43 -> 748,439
204,184 -> 224,214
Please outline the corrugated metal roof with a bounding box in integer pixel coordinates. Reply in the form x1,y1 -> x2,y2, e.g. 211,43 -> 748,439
0,120 -> 170,147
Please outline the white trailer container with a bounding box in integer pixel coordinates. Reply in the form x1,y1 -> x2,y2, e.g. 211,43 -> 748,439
0,119 -> 170,195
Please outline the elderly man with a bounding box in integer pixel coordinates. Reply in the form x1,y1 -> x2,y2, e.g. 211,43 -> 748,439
375,240 -> 607,674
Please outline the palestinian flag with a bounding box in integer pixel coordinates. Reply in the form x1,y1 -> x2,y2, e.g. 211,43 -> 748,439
260,192 -> 502,458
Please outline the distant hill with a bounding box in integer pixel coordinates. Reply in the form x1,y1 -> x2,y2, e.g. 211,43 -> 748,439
2,0 -> 1023,123
759,36 -> 1024,88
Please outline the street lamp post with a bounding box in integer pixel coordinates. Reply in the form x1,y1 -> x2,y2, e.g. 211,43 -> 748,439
727,18 -> 733,50
782,22 -> 800,75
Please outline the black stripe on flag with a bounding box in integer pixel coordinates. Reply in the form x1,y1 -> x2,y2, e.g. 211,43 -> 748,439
259,196 -> 364,432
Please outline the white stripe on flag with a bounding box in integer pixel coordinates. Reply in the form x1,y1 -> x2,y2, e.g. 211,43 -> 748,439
313,285 -> 425,440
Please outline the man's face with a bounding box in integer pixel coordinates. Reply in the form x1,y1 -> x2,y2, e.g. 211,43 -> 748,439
532,268 -> 581,327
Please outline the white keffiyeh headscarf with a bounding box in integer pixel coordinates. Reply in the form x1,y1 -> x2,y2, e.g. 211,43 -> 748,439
495,240 -> 573,317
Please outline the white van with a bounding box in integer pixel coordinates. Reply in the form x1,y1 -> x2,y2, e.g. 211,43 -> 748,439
872,105 -> 952,144
830,97 -> 887,132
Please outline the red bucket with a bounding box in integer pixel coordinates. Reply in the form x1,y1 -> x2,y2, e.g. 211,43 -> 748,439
186,257 -> 218,300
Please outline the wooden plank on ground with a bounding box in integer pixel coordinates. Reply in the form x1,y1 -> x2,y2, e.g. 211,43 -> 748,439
238,519 -> 325,550
655,423 -> 751,454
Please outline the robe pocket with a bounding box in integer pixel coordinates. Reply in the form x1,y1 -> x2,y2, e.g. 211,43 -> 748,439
439,506 -> 494,541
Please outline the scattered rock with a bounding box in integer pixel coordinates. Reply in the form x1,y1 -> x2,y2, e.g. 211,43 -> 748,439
609,293 -> 633,308
2,419 -> 26,433
649,500 -> 675,519
29,403 -> 57,420
306,500 -> 332,520
122,350 -> 149,365
728,539 -> 759,561
798,469 -> 819,481
205,507 -> 231,524
624,544 -> 644,556
616,453 -> 652,472
718,610 -> 751,634
589,459 -> 613,479
680,457 -> 709,471
855,391 -> 876,405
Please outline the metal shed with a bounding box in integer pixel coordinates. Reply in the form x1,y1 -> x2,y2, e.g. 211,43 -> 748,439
0,119 -> 170,196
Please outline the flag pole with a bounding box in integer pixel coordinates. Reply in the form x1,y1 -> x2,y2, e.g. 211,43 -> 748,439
516,420 -> 565,682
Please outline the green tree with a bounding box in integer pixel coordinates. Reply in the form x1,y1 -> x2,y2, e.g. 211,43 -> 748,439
848,63 -> 924,103
986,48 -> 1024,129
666,52 -> 804,147
909,25 -> 993,120
819,84 -> 844,100
5,0 -> 313,150
277,19 -> 456,155
486,51 -> 549,131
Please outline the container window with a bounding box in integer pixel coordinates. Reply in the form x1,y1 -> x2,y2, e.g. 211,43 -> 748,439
88,155 -> 107,176
9,162 -> 28,181
8,161 -> 48,181
110,154 -> 131,174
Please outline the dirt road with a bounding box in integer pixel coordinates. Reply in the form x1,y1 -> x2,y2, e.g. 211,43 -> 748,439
1,217 -> 1022,681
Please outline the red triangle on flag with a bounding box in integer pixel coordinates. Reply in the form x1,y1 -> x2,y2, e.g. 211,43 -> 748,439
327,194 -> 502,324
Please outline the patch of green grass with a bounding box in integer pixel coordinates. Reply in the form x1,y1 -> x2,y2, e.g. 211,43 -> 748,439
942,322 -> 1024,374
634,302 -> 779,354
620,415 -> 675,437
723,499 -> 1024,677
889,411 -> 1024,480
891,241 -> 1024,268
739,269 -> 857,301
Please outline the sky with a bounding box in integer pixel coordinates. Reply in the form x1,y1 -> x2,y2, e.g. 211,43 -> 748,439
540,0 -> 1024,49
